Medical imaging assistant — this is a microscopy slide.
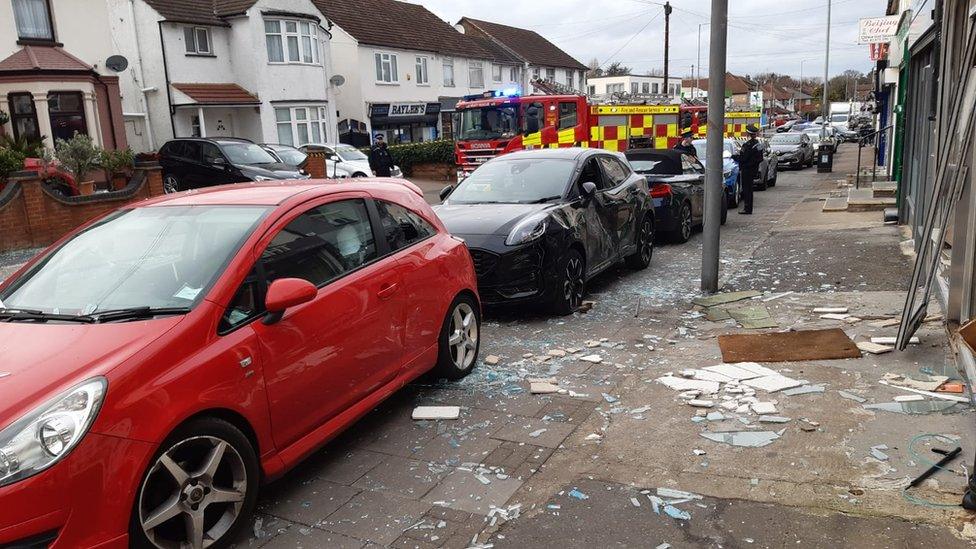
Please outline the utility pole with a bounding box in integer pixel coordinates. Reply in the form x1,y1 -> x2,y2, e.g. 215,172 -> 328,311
822,0 -> 831,139
663,2 -> 672,96
701,0 -> 727,293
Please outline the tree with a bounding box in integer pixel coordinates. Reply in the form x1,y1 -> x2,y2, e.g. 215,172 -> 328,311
604,62 -> 631,76
586,57 -> 602,78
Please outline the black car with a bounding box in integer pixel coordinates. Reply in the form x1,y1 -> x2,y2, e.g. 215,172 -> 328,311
435,148 -> 654,315
260,143 -> 308,169
769,133 -> 815,169
159,137 -> 309,193
624,149 -> 726,243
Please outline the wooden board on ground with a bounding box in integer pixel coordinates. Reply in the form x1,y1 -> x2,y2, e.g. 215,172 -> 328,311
717,328 -> 861,363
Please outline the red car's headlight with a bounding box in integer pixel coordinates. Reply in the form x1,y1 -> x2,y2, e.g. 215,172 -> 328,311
0,377 -> 106,487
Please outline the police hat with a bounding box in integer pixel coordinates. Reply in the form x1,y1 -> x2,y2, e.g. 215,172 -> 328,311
745,124 -> 760,134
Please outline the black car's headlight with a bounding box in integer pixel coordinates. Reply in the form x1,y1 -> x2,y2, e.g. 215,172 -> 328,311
506,213 -> 549,246
0,377 -> 106,487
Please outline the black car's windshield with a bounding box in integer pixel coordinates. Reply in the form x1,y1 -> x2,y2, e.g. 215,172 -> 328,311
457,106 -> 518,140
336,146 -> 368,162
223,143 -> 279,165
272,147 -> 307,166
692,140 -> 735,160
448,158 -> 574,204
0,206 -> 268,316
771,134 -> 802,145
628,157 -> 680,175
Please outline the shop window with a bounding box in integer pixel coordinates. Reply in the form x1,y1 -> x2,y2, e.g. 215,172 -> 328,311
275,106 -> 327,146
12,0 -> 54,41
8,93 -> 40,142
265,19 -> 318,64
48,92 -> 87,142
558,102 -> 577,129
184,26 -> 211,55
374,52 -> 398,83
415,56 -> 429,85
492,64 -> 503,82
469,60 -> 484,88
443,57 -> 454,87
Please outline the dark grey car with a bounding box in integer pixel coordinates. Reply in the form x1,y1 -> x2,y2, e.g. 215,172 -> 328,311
769,133 -> 815,169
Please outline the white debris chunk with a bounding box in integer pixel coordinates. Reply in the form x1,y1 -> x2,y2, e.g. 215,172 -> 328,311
528,428 -> 547,438
820,313 -> 850,320
742,375 -> 803,393
578,354 -> 603,364
814,307 -> 849,314
871,336 -> 920,345
656,376 -> 721,394
751,402 -> 777,415
412,406 -> 461,420
547,349 -> 567,357
894,395 -> 925,402
688,399 -> 715,408
484,355 -> 501,365
530,382 -> 561,394
857,341 -> 893,355
702,363 -> 765,381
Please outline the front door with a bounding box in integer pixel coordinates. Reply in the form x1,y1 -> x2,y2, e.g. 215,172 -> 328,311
252,195 -> 404,450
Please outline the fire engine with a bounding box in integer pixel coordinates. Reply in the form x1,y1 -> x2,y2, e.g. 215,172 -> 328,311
453,89 -> 761,178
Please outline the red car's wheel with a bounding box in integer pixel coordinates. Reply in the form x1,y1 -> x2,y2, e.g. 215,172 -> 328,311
131,418 -> 259,549
435,294 -> 481,379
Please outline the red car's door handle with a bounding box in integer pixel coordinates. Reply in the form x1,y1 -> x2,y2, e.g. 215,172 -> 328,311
377,282 -> 399,300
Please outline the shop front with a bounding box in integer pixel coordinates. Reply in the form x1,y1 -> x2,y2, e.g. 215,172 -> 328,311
368,101 -> 441,143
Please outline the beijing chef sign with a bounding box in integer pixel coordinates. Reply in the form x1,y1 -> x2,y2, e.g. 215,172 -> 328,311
858,15 -> 900,44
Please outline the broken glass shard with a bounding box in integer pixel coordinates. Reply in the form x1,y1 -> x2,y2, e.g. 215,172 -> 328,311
699,430 -> 781,447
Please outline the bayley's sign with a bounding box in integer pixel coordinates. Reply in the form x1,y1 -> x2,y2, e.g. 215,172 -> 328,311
389,103 -> 427,117
858,15 -> 900,44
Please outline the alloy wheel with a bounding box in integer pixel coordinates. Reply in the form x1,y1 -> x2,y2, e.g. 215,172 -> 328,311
447,302 -> 478,371
680,205 -> 693,241
563,255 -> 584,310
138,435 -> 247,549
735,178 -> 742,205
163,175 -> 180,194
639,218 -> 654,264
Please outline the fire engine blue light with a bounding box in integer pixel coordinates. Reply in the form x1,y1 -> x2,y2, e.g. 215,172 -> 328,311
501,87 -> 519,97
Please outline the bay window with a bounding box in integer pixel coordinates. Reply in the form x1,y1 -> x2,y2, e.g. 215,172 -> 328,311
12,0 -> 54,41
375,52 -> 398,83
275,106 -> 328,146
265,19 -> 318,64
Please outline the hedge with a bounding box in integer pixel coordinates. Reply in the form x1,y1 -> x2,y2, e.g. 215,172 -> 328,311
362,139 -> 454,175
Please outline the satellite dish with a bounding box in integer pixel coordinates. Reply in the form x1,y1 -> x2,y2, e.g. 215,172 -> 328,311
105,55 -> 128,72
329,74 -> 345,87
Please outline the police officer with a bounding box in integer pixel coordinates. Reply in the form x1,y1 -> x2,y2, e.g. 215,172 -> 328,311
735,124 -> 763,215
673,129 -> 697,156
368,134 -> 394,177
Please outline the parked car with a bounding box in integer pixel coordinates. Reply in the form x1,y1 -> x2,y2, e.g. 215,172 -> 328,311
802,126 -> 838,154
776,119 -> 799,133
435,148 -> 654,315
769,132 -> 815,168
261,143 -> 353,178
829,113 -> 860,142
624,148 -> 727,243
754,139 -> 779,190
299,143 -> 403,178
0,179 -> 480,548
693,138 -> 741,208
159,137 -> 308,193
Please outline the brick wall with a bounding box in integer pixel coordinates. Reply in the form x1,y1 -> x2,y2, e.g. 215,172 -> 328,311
0,165 -> 164,253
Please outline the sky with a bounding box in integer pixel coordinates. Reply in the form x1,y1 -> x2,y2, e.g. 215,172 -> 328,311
406,0 -> 884,80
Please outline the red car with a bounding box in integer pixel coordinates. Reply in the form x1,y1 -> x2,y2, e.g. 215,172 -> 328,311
0,179 -> 481,548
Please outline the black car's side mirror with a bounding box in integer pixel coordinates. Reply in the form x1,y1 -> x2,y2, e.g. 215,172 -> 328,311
439,185 -> 453,201
581,181 -> 597,202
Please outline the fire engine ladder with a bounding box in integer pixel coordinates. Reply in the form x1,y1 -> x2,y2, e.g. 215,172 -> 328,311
530,78 -> 574,95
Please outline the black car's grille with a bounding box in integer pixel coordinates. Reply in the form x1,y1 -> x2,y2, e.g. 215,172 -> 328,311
468,248 -> 499,277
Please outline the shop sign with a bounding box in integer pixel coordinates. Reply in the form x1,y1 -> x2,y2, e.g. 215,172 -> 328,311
389,103 -> 427,117
858,15 -> 900,44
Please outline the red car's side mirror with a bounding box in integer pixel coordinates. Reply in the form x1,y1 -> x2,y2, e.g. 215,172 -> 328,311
264,278 -> 317,324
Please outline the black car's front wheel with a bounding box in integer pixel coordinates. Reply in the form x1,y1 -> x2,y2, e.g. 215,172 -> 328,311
669,202 -> 694,244
625,214 -> 654,270
162,174 -> 181,194
551,249 -> 585,315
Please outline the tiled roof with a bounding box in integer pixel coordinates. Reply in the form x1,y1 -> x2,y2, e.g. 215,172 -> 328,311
681,73 -> 755,94
313,0 -> 494,59
143,0 -> 261,26
468,36 -> 522,65
458,17 -> 586,71
172,83 -> 260,104
0,46 -> 92,73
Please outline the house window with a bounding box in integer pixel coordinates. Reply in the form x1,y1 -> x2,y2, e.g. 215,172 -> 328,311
545,68 -> 555,81
510,66 -> 518,82
631,82 -> 638,94
469,60 -> 484,88
7,93 -> 40,142
265,19 -> 318,64
443,57 -> 454,87
642,83 -> 650,93
190,115 -> 201,137
48,92 -> 87,142
532,67 -> 540,79
374,52 -> 398,83
275,106 -> 328,146
492,64 -> 503,82
12,0 -> 54,41
415,56 -> 429,85
565,69 -> 573,86
588,85 -> 595,95
184,26 -> 212,55
652,83 -> 659,93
